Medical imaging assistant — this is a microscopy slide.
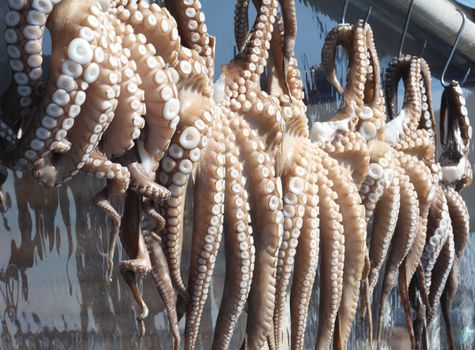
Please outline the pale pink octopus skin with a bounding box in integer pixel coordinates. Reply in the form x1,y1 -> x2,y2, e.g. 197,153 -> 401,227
381,55 -> 469,349
235,4 -> 366,349
1,0 -> 181,344
0,3 -> 471,350
317,22 -> 440,348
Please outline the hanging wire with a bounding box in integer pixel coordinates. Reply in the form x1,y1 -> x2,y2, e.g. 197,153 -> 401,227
461,66 -> 471,86
363,6 -> 372,25
340,0 -> 350,23
398,0 -> 416,56
441,9 -> 467,87
418,40 -> 427,57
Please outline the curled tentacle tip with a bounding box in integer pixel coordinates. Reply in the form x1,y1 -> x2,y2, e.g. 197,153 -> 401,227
138,320 -> 146,338
107,260 -> 114,282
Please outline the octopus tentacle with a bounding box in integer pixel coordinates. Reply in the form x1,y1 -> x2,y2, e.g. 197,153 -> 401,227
366,169 -> 400,305
441,261 -> 458,350
439,81 -> 472,191
320,23 -> 353,96
110,14 -> 181,171
321,131 -> 370,187
418,59 -> 436,140
278,0 -> 297,62
82,148 -> 131,279
231,0 -> 278,88
159,106 -> 214,296
313,150 -> 345,350
376,169 -> 418,342
384,56 -> 421,133
426,230 -> 455,325
102,54 -> 145,157
4,0 -> 54,112
5,0 -> 102,169
128,161 -> 171,201
143,229 -> 180,350
118,2 -> 215,299
0,118 -> 18,152
118,190 -> 152,336
441,187 -> 470,348
273,145 -> 310,349
33,10 -> 120,186
397,153 -> 433,288
322,154 -> 366,349
445,187 -> 470,259
230,117 -> 283,350
289,162 -> 319,350
212,117 -> 255,350
234,0 -> 250,53
164,0 -> 215,79
184,127 -> 225,350
421,186 -> 450,290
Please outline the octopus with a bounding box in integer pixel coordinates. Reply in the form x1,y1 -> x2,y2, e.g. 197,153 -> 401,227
314,20 -> 437,347
235,5 -> 367,348
0,0 -> 182,344
315,19 -> 400,343
430,80 -> 471,349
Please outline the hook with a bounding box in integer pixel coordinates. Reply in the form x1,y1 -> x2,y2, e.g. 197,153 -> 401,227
418,40 -> 427,57
441,9 -> 467,88
461,66 -> 471,86
340,0 -> 350,24
398,0 -> 416,56
364,5 -> 372,25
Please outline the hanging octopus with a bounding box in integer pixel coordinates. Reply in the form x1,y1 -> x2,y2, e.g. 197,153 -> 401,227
434,80 -> 471,349
314,20 -> 399,342
235,3 -> 367,348
213,1 -> 286,348
0,0 -> 184,342
383,54 -> 447,347
315,22 -> 434,346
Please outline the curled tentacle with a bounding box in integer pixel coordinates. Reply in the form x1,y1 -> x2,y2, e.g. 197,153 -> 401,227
6,1 -> 104,170
33,11 -> 121,186
164,0 -> 215,79
83,149 -> 131,280
119,190 -> 152,336
320,23 -> 353,96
